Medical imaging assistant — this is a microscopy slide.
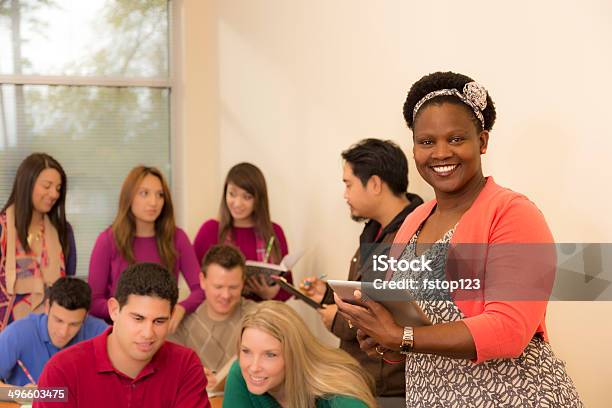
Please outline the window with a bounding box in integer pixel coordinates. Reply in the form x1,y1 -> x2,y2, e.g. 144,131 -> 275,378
0,0 -> 172,276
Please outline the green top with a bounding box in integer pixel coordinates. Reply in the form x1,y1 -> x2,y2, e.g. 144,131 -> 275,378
222,361 -> 368,408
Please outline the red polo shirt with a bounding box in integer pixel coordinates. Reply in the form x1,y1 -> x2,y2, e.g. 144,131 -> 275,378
33,328 -> 210,408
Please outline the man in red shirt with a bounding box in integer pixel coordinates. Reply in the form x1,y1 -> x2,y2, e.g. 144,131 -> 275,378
34,262 -> 210,408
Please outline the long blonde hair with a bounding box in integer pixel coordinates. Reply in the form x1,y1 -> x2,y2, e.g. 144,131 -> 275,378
111,166 -> 177,272
239,301 -> 377,408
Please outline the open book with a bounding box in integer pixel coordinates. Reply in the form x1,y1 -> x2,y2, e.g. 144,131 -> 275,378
245,251 -> 304,284
206,356 -> 237,397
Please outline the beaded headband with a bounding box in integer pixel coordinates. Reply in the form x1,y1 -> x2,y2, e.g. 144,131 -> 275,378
412,81 -> 488,129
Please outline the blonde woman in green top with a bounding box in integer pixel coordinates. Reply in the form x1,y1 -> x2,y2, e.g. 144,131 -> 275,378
223,301 -> 377,408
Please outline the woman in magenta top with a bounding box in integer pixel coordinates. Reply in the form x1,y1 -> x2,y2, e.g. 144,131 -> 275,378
193,162 -> 292,302
88,166 -> 204,332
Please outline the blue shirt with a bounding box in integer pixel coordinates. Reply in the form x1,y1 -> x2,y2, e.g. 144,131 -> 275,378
0,312 -> 107,385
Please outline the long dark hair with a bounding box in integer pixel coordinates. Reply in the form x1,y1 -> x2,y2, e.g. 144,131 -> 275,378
218,163 -> 281,262
2,153 -> 69,256
111,166 -> 177,272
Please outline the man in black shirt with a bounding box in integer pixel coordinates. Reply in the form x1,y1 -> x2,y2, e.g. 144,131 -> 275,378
302,138 -> 423,408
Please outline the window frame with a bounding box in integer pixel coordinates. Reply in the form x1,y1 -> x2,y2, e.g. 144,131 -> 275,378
0,0 -> 183,272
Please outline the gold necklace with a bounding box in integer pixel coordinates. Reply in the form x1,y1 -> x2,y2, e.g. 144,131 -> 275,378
27,223 -> 44,247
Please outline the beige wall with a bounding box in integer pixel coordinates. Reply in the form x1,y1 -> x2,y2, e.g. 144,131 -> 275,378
178,0 -> 612,405
172,0 -> 220,236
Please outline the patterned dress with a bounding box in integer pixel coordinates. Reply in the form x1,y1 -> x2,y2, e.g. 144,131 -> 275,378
393,227 -> 583,408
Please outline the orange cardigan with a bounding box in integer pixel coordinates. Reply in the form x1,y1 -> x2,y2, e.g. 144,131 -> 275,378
393,177 -> 555,363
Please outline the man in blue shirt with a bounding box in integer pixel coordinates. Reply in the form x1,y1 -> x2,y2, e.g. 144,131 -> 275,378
0,277 -> 107,385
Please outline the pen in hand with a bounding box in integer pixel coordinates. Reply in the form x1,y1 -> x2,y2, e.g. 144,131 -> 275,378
17,359 -> 37,386
263,236 -> 275,263
303,274 -> 327,288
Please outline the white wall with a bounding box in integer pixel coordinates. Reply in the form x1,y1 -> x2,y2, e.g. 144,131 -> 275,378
178,0 -> 612,405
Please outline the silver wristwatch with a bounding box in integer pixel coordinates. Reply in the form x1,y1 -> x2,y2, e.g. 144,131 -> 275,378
399,326 -> 414,355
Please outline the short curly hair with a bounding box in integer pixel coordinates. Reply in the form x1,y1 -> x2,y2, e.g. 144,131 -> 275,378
403,71 -> 496,131
114,262 -> 179,310
48,277 -> 91,311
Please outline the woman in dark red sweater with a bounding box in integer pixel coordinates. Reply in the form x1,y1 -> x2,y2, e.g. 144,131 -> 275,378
193,162 -> 292,302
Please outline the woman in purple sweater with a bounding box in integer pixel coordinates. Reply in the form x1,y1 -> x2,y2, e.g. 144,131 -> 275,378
193,163 -> 292,302
88,166 -> 204,332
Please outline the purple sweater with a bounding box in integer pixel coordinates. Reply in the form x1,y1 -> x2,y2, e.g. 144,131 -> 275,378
88,227 -> 205,320
193,219 -> 292,301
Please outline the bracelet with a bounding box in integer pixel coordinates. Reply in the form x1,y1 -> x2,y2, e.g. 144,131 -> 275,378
383,357 -> 404,364
376,346 -> 404,364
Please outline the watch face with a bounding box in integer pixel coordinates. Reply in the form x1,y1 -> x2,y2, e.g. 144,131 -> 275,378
401,327 -> 414,354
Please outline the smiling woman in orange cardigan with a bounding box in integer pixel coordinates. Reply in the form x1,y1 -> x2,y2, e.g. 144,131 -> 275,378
390,176 -> 553,363
335,71 -> 583,407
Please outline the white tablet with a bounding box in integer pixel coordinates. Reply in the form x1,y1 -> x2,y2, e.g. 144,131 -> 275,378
327,279 -> 432,327
326,280 -> 361,302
